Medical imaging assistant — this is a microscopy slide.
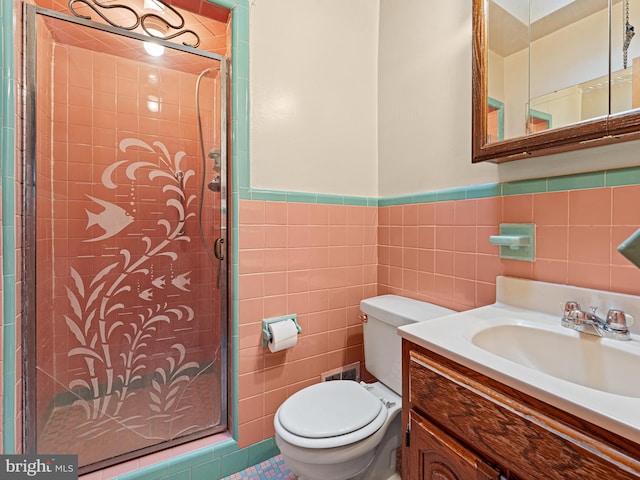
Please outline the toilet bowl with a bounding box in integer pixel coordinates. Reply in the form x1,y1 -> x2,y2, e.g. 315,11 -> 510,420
275,381 -> 401,480
274,295 -> 454,480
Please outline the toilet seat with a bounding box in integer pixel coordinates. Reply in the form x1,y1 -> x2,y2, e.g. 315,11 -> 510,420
275,381 -> 389,449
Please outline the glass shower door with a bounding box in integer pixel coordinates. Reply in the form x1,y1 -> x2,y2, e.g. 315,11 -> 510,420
24,6 -> 227,472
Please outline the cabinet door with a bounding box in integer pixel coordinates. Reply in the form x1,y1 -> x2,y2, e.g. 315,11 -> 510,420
409,411 -> 500,480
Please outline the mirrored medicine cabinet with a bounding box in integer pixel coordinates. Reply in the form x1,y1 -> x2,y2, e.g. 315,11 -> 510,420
473,0 -> 640,163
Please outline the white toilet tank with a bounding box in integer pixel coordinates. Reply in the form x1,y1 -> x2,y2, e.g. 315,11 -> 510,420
360,295 -> 454,395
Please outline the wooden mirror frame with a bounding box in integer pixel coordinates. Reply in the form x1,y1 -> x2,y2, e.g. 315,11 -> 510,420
472,0 -> 640,164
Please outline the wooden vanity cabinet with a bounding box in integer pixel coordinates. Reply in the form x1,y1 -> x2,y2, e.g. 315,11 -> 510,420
402,340 -> 640,480
408,411 -> 500,480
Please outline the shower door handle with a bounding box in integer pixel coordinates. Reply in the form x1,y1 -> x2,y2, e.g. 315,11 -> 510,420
214,237 -> 225,260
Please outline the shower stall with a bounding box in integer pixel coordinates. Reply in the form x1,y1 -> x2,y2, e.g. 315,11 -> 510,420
22,3 -> 228,473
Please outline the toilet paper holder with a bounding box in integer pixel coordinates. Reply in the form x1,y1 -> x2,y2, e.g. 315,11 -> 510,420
262,314 -> 302,348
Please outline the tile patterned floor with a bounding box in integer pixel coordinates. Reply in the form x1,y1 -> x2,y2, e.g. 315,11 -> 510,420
222,455 -> 297,480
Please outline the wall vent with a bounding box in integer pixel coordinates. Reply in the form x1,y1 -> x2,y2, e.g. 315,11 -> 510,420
321,362 -> 360,382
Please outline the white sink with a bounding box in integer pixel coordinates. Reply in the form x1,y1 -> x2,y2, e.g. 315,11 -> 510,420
471,321 -> 640,398
397,276 -> 640,444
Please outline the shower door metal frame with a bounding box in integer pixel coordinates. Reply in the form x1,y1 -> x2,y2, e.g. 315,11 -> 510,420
22,4 -> 229,472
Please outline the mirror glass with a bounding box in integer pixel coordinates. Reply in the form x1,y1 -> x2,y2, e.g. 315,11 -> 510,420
486,0 -> 640,144
474,0 -> 640,163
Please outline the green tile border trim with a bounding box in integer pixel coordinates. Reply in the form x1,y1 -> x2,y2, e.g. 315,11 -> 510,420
375,165 -> 640,207
502,177 -> 548,196
112,437 -> 280,480
245,188 -> 378,206
379,184 -> 495,206
1,0 -> 17,453
243,163 -> 640,208
605,166 -> 640,187
548,171 -> 605,192
228,0 -> 250,448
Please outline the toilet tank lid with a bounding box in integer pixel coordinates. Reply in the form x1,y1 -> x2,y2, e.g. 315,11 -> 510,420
360,294 -> 454,327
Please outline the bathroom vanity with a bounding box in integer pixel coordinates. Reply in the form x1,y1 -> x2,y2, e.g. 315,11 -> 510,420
398,277 -> 640,480
402,340 -> 640,479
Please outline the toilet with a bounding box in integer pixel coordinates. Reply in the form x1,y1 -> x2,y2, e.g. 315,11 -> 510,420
274,294 -> 454,480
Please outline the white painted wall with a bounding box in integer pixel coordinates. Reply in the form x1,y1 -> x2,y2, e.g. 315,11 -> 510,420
493,5 -> 610,140
531,86 -> 583,128
377,0 -> 498,196
249,1 -> 640,198
487,50 -> 505,103
377,0 -> 640,195
503,48 -> 528,139
529,6 -> 609,99
249,0 -> 379,197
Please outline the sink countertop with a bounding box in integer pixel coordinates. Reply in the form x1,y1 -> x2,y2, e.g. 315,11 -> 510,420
397,276 -> 640,444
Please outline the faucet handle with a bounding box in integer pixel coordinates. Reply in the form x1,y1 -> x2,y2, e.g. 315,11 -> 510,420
562,301 -> 582,328
563,301 -> 580,316
606,309 -> 634,332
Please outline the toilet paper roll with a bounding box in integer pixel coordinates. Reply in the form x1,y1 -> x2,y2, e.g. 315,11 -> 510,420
268,319 -> 299,353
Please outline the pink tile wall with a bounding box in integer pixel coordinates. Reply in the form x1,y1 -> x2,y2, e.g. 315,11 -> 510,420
529,187 -> 640,293
43,42 -> 220,393
379,188 -> 640,311
237,187 -> 640,449
378,197 -> 501,310
236,201 -> 378,448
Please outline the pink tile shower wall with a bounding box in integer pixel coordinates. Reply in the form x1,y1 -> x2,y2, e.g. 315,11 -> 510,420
28,36 -> 224,465
5,0 -> 229,466
236,201 -> 378,448
378,187 -> 640,309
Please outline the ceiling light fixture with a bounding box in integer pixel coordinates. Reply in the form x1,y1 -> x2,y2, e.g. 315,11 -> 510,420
143,33 -> 165,57
142,18 -> 167,57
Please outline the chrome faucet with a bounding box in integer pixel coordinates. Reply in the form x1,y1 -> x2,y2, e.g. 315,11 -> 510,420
561,301 -> 633,341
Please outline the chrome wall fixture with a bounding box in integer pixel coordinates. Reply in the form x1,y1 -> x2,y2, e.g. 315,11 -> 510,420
68,0 -> 200,47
